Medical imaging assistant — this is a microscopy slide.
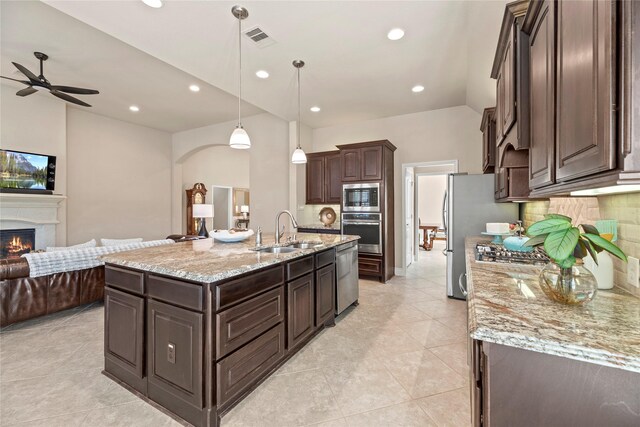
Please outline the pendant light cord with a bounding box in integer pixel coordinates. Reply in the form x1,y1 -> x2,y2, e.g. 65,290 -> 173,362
297,66 -> 301,149
238,13 -> 242,127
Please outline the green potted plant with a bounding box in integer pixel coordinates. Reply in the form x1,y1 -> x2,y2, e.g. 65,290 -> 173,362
524,214 -> 627,305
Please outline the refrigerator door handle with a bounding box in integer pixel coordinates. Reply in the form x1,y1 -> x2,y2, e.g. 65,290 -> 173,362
458,272 -> 468,297
442,191 -> 448,233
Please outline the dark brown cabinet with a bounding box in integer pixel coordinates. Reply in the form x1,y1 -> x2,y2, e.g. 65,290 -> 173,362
305,151 -> 341,205
286,273 -> 314,350
360,145 -> 383,180
555,0 -> 616,182
527,0 -> 555,189
340,149 -> 360,182
314,263 -> 335,327
147,299 -> 203,424
104,287 -> 146,393
501,25 -> 516,137
481,107 -> 497,173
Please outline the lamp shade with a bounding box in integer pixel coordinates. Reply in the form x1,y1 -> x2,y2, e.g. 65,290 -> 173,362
230,127 -> 251,149
192,204 -> 214,218
240,205 -> 249,213
291,147 -> 307,164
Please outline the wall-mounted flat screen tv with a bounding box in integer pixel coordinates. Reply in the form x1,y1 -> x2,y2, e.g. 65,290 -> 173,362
0,149 -> 56,193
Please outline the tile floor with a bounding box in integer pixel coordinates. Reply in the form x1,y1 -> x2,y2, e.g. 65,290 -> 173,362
0,242 -> 470,426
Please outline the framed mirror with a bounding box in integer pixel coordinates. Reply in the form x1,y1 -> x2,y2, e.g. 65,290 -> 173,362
233,188 -> 250,216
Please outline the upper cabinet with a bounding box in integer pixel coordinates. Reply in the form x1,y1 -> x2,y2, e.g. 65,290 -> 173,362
338,141 -> 393,183
305,151 -> 340,205
492,0 -> 530,151
481,107 -> 497,174
521,0 -> 640,196
340,149 -> 360,182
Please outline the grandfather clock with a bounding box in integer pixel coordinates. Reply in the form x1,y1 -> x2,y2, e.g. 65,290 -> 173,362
186,183 -> 207,235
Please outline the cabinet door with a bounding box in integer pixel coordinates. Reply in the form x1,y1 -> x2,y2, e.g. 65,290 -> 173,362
315,264 -> 335,327
360,146 -> 383,181
529,0 -> 556,188
147,299 -> 203,409
306,156 -> 325,204
498,168 -> 508,199
325,153 -> 342,204
556,0 -> 616,181
340,149 -> 361,182
495,69 -> 505,146
482,110 -> 496,173
104,287 -> 145,380
287,273 -> 314,350
502,25 -> 516,135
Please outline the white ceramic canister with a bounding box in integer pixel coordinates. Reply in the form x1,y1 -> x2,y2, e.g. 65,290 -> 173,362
583,251 -> 614,290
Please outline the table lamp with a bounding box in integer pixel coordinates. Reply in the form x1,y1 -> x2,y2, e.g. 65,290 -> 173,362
193,204 -> 214,237
241,205 -> 249,219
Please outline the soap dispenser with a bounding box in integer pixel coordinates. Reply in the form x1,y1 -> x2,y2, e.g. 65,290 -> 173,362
503,221 -> 533,252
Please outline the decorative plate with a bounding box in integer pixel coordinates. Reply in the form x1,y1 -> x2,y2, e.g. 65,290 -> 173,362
319,207 -> 337,226
211,229 -> 254,243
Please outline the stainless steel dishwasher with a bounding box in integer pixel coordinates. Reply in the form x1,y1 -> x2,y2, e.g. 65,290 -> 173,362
336,241 -> 359,314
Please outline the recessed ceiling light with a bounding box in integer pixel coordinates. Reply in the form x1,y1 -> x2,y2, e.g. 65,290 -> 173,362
129,105 -> 140,112
387,28 -> 405,41
189,84 -> 200,92
412,85 -> 425,93
142,0 -> 163,8
255,70 -> 269,79
310,106 -> 321,112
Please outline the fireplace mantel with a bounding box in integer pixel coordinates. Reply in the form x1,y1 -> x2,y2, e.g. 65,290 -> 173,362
0,193 -> 66,250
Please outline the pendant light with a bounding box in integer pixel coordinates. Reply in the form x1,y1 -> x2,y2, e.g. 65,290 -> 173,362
291,60 -> 307,164
230,5 -> 251,149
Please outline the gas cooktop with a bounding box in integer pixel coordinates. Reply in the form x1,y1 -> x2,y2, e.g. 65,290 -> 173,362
475,242 -> 550,265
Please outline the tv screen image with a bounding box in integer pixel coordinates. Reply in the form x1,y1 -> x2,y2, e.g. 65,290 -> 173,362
0,150 -> 56,192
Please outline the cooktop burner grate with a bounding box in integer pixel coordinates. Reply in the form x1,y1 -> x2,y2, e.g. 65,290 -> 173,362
475,242 -> 550,265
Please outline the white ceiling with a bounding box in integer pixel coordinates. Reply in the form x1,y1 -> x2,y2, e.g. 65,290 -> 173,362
41,0 -> 471,129
0,1 -> 264,133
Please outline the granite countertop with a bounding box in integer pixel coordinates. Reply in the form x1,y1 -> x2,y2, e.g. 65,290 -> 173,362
465,236 -> 640,373
100,232 -> 358,284
298,223 -> 341,230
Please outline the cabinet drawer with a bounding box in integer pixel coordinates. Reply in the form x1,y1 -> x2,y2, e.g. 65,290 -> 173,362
315,249 -> 335,269
148,274 -> 203,312
286,255 -> 314,281
215,265 -> 284,311
105,265 -> 144,295
216,323 -> 285,408
216,287 -> 285,360
147,300 -> 203,415
358,256 -> 382,275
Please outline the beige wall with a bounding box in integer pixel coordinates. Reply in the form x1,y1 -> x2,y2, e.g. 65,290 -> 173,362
1,84 -> 68,246
312,105 -> 483,268
523,194 -> 640,298
181,145 -> 249,231
66,108 -> 172,244
172,113 -> 290,236
417,175 -> 447,226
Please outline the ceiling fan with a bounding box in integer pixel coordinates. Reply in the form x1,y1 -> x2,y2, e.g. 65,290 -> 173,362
1,51 -> 99,107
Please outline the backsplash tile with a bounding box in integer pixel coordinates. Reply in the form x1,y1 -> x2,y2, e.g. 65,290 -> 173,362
523,193 -> 640,297
297,204 -> 341,226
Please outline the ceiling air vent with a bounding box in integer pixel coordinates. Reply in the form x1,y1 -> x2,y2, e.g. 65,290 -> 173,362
244,26 -> 276,48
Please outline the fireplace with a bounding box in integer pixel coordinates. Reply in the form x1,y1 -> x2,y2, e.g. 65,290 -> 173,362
0,228 -> 35,259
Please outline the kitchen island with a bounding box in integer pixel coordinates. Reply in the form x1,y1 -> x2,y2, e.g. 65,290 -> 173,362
100,233 -> 359,427
465,237 -> 640,426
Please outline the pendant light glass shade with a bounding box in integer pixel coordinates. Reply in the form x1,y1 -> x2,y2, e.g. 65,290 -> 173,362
291,147 -> 307,164
230,126 -> 251,149
230,6 -> 251,149
291,60 -> 307,164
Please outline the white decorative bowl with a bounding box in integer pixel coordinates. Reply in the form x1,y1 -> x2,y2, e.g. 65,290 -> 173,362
211,229 -> 254,243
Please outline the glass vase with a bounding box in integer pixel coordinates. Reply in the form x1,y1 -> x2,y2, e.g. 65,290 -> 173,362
539,261 -> 598,306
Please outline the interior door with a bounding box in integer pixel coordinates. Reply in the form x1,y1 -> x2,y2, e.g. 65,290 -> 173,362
212,186 -> 232,230
405,170 -> 414,268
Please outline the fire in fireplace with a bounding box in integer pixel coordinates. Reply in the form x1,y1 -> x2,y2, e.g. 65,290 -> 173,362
0,228 -> 35,259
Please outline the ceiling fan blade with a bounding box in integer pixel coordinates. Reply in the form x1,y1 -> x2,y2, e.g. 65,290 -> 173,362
50,90 -> 91,107
12,62 -> 39,82
16,87 -> 37,97
50,85 -> 99,95
1,75 -> 30,85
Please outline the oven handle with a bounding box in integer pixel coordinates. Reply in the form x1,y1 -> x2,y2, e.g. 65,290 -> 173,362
342,221 -> 380,225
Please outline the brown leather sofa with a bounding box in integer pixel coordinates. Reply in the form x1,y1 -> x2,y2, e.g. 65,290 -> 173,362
0,235 -> 203,327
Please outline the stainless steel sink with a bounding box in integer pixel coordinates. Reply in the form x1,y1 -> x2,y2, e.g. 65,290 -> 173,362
288,242 -> 324,249
256,246 -> 298,254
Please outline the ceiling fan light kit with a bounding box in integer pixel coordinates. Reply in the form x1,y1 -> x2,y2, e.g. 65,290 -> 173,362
1,51 -> 99,107
229,5 -> 251,150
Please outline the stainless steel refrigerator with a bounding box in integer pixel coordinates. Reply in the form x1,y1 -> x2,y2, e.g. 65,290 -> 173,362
444,173 -> 519,300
